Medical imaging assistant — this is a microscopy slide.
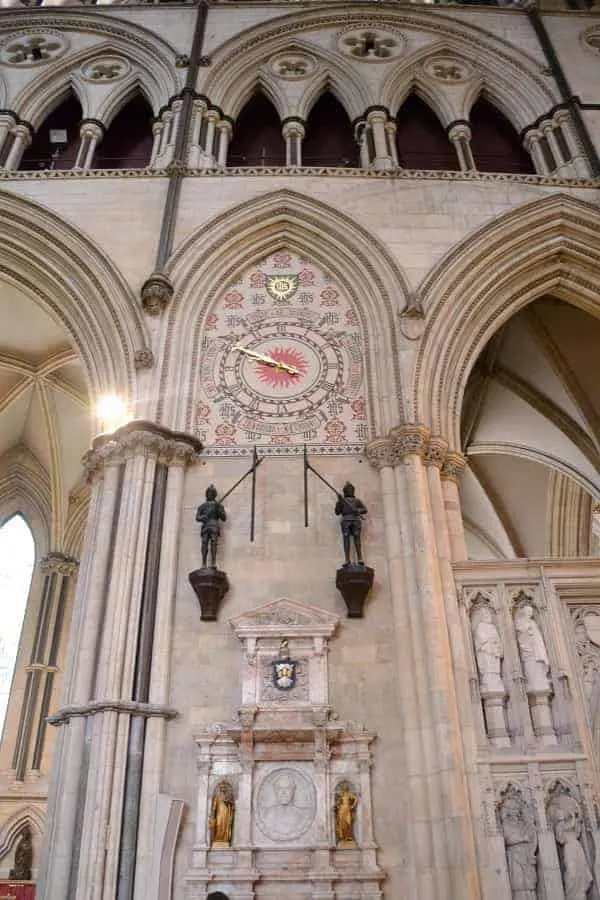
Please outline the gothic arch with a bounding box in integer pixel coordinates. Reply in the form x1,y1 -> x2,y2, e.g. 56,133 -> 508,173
0,447 -> 51,556
199,9 -> 557,132
7,16 -> 180,127
159,190 -> 410,435
0,190 -> 147,400
412,194 -> 600,451
382,37 -> 556,131
298,72 -> 359,125
0,805 -> 45,861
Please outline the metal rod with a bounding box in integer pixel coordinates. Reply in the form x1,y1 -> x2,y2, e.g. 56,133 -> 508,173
303,445 -> 309,527
304,457 -> 341,498
219,454 -> 263,504
250,446 -> 258,543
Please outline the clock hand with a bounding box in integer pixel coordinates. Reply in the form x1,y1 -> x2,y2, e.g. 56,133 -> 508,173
232,345 -> 300,376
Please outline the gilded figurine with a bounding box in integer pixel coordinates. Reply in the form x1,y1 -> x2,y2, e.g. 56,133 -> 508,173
335,782 -> 358,847
335,482 -> 367,566
196,485 -> 227,569
209,780 -> 235,847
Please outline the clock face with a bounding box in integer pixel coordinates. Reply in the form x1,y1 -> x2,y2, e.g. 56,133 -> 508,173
196,252 -> 367,452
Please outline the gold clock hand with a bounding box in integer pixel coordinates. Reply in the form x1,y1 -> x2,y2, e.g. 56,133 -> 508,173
232,345 -> 300,376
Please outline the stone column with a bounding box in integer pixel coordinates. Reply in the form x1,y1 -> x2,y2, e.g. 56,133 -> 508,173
384,120 -> 398,167
282,118 -> 305,167
554,109 -> 591,177
441,453 -> 467,562
0,113 -> 16,159
365,437 -> 434,897
204,110 -> 219,161
38,421 -> 202,900
4,124 -> 30,170
366,108 -> 394,171
390,424 -> 481,900
448,122 -> 474,172
149,120 -> 162,167
523,129 -> 548,175
75,120 -> 104,170
216,119 -> 233,167
541,122 -> 564,173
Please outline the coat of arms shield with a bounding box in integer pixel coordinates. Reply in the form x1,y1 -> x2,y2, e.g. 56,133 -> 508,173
272,657 -> 297,690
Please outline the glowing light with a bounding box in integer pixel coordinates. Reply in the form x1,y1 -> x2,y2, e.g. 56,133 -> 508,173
97,394 -> 132,433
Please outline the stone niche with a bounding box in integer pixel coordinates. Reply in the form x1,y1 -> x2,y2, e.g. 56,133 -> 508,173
186,598 -> 384,900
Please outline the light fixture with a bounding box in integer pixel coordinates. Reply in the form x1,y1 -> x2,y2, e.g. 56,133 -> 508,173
96,394 -> 132,433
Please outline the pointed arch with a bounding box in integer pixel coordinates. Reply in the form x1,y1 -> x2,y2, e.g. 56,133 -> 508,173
382,36 -> 558,131
96,76 -> 157,128
468,96 -> 534,174
302,91 -> 359,167
395,93 -> 458,170
412,194 -> 600,450
0,190 -> 147,400
9,15 -> 181,126
19,90 -> 82,170
226,73 -> 288,124
227,92 -> 285,167
158,190 -> 410,434
294,58 -> 369,124
94,92 -> 153,169
0,805 -> 45,860
0,446 -> 51,556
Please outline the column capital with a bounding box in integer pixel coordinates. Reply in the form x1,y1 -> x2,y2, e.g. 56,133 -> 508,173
441,450 -> 467,482
364,437 -> 395,470
282,118 -> 305,140
424,436 -> 449,468
447,121 -> 472,142
79,118 -> 105,140
40,552 -> 79,577
83,420 -> 203,480
389,423 -> 431,460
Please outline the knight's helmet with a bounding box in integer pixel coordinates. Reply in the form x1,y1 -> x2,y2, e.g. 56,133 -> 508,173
342,482 -> 355,497
206,484 -> 218,500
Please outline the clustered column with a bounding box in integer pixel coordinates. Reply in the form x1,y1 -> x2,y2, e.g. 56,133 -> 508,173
37,420 -> 202,900
447,121 -> 475,172
365,427 -> 480,900
522,109 -> 591,178
74,119 -> 105,170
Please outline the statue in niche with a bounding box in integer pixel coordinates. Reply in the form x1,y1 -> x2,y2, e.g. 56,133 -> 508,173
335,482 -> 367,566
9,824 -> 32,880
515,603 -> 550,692
499,786 -> 537,900
335,782 -> 358,847
196,485 -> 227,569
209,780 -> 235,847
548,789 -> 593,900
472,605 -> 504,693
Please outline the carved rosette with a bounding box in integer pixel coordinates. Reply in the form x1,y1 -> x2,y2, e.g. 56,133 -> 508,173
140,271 -> 174,315
134,348 -> 155,370
83,420 -> 203,481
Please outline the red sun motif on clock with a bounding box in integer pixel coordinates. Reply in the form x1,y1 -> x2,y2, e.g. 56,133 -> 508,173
255,346 -> 309,388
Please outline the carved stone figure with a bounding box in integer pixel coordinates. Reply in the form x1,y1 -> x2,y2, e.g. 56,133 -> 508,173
335,482 -> 367,566
209,780 -> 235,847
548,791 -> 593,900
472,606 -> 504,692
499,787 -> 537,900
335,782 -> 358,847
515,603 -> 550,691
9,824 -> 32,880
196,485 -> 227,568
255,768 -> 316,842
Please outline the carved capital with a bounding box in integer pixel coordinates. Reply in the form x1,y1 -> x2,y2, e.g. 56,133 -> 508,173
441,450 -> 467,482
83,419 -> 202,480
364,437 -> 395,470
390,424 -> 430,460
40,551 -> 79,577
424,436 -> 448,468
134,348 -> 154,370
140,271 -> 173,316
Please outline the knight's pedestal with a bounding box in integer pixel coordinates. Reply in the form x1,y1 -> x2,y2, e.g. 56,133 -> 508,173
188,567 -> 229,621
336,564 -> 374,618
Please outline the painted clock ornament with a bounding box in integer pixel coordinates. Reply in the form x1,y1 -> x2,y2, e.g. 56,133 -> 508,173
198,252 -> 367,452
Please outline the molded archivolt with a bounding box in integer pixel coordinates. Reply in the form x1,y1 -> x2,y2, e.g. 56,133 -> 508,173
200,7 -> 558,128
159,190 -> 410,436
412,194 -> 600,450
2,14 -> 181,127
0,191 -> 147,402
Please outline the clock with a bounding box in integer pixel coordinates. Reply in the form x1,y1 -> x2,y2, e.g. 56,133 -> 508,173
196,253 -> 367,450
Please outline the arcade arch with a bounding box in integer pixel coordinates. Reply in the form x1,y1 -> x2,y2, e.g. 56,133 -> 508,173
413,194 -> 600,560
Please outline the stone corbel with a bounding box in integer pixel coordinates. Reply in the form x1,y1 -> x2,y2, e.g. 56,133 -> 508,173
140,270 -> 174,315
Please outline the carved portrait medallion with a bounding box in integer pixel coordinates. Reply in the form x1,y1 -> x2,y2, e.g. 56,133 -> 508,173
255,767 -> 316,842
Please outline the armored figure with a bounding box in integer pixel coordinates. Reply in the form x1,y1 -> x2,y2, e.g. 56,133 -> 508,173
335,482 -> 367,566
195,485 -> 227,568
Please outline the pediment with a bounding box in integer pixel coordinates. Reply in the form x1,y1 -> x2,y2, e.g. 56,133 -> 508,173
229,598 -> 339,640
